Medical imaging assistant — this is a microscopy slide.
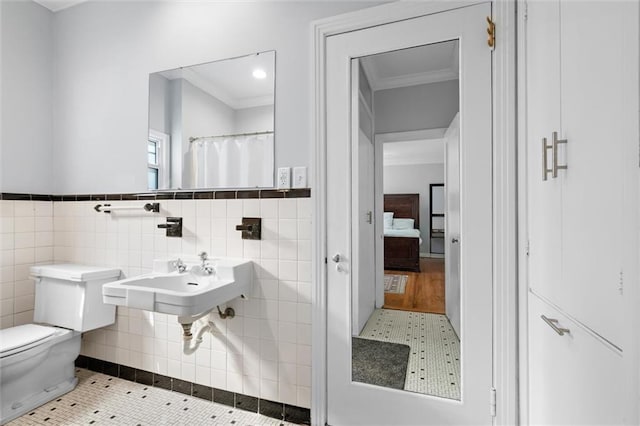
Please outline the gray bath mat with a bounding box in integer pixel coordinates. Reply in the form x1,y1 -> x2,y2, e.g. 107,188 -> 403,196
352,337 -> 410,390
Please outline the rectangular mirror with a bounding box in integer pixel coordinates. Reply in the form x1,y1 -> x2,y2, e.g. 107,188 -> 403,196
148,51 -> 275,190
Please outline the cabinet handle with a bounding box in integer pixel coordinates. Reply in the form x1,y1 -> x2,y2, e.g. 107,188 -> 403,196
541,315 -> 570,336
542,137 -> 553,181
552,131 -> 568,178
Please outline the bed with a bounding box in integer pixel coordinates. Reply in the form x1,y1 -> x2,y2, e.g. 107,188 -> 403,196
384,193 -> 421,272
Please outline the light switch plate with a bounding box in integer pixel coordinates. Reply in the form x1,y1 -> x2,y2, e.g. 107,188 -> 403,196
293,166 -> 307,188
277,167 -> 291,190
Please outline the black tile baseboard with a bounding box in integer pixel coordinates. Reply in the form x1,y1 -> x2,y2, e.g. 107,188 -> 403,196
75,355 -> 310,424
1,188 -> 310,201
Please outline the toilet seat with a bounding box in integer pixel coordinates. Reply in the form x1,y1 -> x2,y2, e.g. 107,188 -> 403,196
0,324 -> 70,359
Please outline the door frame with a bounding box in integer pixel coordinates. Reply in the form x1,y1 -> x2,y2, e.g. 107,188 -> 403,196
311,1 -> 518,425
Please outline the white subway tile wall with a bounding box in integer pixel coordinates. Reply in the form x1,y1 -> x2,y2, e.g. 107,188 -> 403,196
0,197 -> 312,409
45,198 -> 313,408
0,200 -> 54,329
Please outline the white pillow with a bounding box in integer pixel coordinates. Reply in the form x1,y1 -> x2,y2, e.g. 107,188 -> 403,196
392,218 -> 415,230
383,212 -> 394,229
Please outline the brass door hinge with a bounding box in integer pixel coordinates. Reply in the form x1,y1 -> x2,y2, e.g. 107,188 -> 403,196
487,16 -> 496,48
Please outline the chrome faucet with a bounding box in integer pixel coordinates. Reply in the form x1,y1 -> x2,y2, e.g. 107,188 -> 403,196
173,258 -> 187,273
199,252 -> 214,275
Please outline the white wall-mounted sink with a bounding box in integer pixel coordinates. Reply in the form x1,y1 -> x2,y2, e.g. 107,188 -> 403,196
102,258 -> 252,317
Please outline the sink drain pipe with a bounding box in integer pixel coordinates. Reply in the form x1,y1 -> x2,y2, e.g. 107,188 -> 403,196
180,305 -> 236,355
182,319 -> 214,355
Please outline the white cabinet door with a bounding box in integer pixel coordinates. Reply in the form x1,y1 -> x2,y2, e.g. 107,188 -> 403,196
526,0 -> 563,304
527,0 -> 634,348
558,1 -> 633,349
528,293 -> 625,425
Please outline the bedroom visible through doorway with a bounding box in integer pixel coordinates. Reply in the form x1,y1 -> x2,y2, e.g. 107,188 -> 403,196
384,257 -> 445,313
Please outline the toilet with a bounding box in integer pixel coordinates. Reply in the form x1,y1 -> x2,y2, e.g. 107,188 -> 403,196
0,264 -> 121,425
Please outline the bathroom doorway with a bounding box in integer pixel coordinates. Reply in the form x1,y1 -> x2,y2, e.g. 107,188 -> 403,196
320,3 -> 494,424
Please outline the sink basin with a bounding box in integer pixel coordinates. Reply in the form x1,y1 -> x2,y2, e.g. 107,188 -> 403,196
102,258 -> 252,316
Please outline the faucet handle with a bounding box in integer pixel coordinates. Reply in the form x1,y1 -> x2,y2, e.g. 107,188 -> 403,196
198,251 -> 208,261
173,258 -> 187,273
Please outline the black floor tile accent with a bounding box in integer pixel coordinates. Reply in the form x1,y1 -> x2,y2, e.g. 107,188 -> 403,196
74,357 -> 309,424
235,394 -> 259,413
284,404 -> 311,425
172,379 -> 192,396
103,361 -> 119,378
87,358 -> 104,373
135,370 -> 153,386
119,366 -> 136,382
192,384 -> 213,401
75,355 -> 89,369
153,374 -> 172,391
213,388 -> 235,407
259,399 -> 284,420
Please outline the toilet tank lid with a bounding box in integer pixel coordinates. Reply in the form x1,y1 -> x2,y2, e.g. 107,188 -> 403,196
0,324 -> 57,353
30,264 -> 121,282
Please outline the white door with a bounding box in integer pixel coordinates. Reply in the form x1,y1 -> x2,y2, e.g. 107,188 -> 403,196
444,113 -> 461,338
352,60 -> 376,335
326,3 -> 493,424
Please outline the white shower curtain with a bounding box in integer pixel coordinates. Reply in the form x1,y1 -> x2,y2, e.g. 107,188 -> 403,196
187,133 -> 274,188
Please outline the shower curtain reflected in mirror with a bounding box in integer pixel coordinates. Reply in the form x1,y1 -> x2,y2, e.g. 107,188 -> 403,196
185,133 -> 274,189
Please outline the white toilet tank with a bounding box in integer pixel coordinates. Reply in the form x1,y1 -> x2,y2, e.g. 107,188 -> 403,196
31,264 -> 121,332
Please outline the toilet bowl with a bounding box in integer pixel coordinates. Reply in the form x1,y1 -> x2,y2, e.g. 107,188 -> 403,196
0,264 -> 120,425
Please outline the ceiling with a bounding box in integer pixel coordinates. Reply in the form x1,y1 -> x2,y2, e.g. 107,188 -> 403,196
33,0 -> 88,12
158,51 -> 275,110
360,39 -> 459,91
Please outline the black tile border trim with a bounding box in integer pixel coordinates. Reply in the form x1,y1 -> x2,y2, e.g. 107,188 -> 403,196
76,355 -> 310,424
1,188 -> 310,201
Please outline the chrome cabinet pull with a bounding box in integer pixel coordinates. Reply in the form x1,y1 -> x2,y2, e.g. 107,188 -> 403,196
331,253 -> 341,263
542,137 -> 553,181
541,315 -> 570,336
552,131 -> 568,178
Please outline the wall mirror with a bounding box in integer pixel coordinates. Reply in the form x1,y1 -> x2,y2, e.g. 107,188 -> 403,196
351,40 -> 461,400
148,51 -> 275,190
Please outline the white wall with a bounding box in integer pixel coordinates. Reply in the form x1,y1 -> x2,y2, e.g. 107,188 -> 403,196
383,163 -> 444,254
375,80 -> 459,134
0,1 -> 53,193
236,105 -> 274,134
50,1 -> 380,194
148,73 -> 172,135
1,196 -> 314,408
0,200 -> 54,329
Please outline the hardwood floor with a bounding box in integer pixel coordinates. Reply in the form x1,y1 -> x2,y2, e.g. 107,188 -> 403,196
383,257 -> 445,314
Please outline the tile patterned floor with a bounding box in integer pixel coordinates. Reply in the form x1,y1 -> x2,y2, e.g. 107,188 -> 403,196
359,308 -> 461,400
8,369 -> 299,426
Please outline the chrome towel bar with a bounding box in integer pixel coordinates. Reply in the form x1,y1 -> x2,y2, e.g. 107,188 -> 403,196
94,203 -> 160,213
